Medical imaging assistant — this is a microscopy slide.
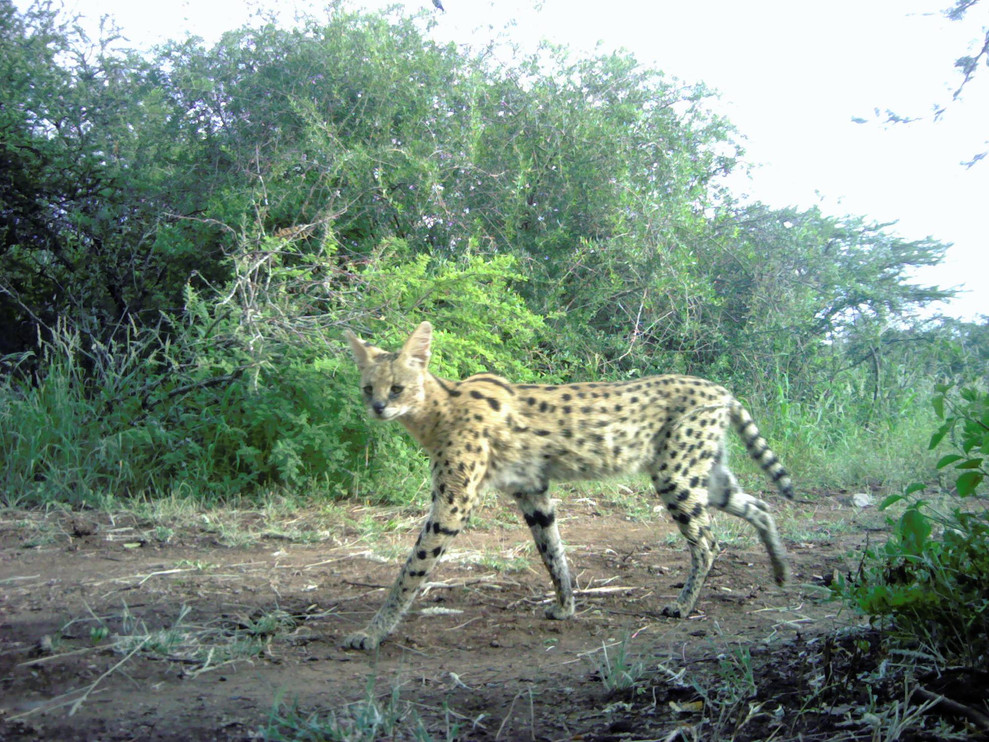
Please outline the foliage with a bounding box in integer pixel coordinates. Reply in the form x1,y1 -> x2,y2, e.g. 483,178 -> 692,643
929,383 -> 989,495
0,227 -> 545,506
0,0 -> 221,352
263,676 -> 458,742
594,635 -> 647,695
836,383 -> 989,665
947,0 -> 988,167
2,0 -> 986,506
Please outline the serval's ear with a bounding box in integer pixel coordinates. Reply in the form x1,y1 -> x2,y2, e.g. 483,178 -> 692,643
398,321 -> 432,368
344,329 -> 380,370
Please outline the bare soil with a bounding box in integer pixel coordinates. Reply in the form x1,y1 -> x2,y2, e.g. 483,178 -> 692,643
0,493 -> 980,740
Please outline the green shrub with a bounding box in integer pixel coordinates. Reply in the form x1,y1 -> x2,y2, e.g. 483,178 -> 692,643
836,384 -> 989,665
0,234 -> 545,507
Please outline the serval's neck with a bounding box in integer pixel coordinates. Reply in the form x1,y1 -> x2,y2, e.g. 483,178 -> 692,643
397,372 -> 455,452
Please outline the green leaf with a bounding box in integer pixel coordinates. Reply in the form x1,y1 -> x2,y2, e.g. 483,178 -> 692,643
929,421 -> 953,449
898,507 -> 931,555
955,458 -> 984,470
881,493 -> 907,509
932,395 -> 945,419
956,471 -> 983,497
935,454 -> 964,469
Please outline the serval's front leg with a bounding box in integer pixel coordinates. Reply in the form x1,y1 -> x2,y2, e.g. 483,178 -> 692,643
343,479 -> 477,651
653,474 -> 718,618
513,488 -> 575,620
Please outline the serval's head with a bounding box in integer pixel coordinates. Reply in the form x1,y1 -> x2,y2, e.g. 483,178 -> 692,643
344,321 -> 432,421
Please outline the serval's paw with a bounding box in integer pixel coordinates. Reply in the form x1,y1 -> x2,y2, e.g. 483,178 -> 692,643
342,631 -> 382,651
544,603 -> 575,620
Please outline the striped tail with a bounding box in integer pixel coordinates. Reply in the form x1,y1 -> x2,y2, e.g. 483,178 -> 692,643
730,401 -> 794,499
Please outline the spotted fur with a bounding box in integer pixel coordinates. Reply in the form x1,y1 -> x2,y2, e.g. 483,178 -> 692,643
342,321 -> 794,650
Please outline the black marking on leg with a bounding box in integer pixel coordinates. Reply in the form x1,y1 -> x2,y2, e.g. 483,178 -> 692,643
524,510 -> 555,529
430,521 -> 460,536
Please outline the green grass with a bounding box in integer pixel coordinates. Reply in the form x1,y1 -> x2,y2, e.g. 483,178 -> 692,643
593,634 -> 648,695
58,601 -> 304,675
263,676 -> 461,742
733,393 -> 938,498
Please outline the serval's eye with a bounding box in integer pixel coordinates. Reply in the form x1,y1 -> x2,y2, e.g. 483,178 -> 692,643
390,385 -> 404,396
363,385 -> 373,396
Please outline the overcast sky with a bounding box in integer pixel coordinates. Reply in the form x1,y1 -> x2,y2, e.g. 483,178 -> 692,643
55,0 -> 989,320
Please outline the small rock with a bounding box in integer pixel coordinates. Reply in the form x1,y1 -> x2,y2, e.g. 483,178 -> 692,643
851,492 -> 873,508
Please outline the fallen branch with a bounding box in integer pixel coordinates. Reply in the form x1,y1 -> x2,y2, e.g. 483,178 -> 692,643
574,585 -> 641,595
913,687 -> 989,732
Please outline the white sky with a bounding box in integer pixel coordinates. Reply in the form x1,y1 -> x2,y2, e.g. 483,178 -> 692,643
51,0 -> 989,320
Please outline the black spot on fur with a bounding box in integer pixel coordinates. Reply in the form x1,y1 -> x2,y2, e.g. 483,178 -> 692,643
430,522 -> 460,536
524,510 -> 555,529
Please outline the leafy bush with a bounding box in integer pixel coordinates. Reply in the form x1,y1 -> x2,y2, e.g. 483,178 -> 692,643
837,384 -> 989,665
0,230 -> 545,507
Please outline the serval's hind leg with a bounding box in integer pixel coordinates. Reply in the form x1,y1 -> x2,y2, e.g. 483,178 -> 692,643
708,450 -> 789,585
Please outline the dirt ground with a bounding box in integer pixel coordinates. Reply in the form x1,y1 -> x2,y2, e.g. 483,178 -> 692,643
0,492 -> 980,741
